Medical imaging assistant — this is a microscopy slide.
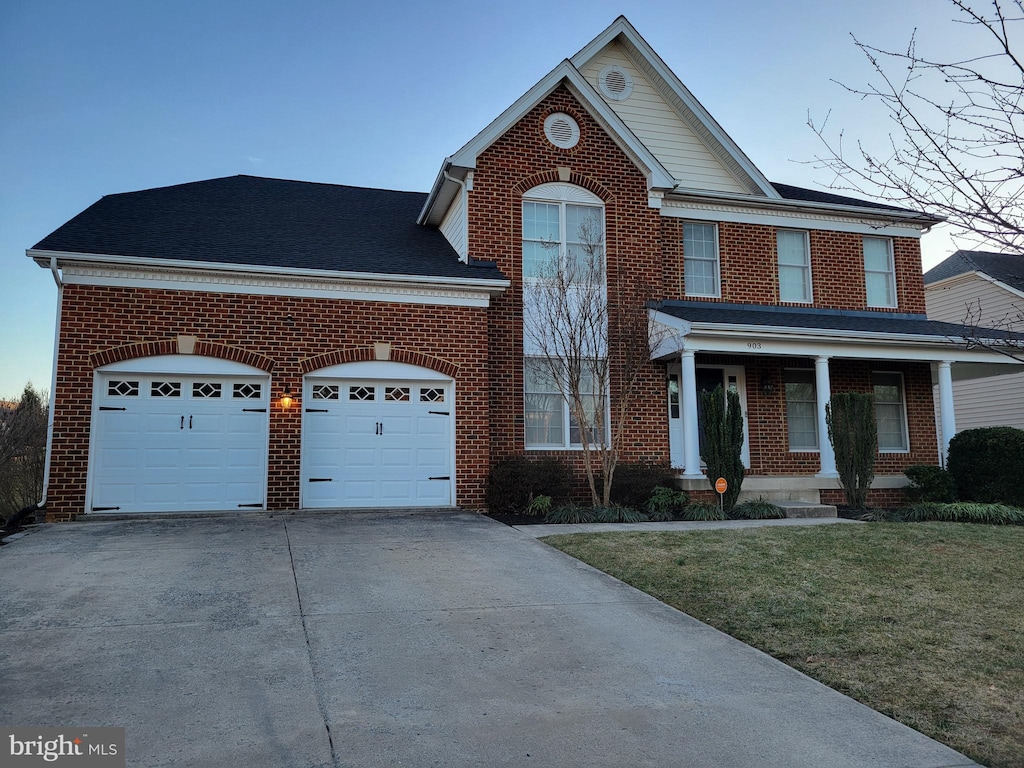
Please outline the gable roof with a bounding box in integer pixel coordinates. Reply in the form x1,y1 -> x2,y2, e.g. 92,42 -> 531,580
570,16 -> 778,199
31,175 -> 506,283
924,250 -> 1024,291
418,58 -> 677,226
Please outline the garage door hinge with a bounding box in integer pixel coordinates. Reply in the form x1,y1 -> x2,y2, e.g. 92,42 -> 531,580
308,477 -> 333,482
428,476 -> 450,481
237,503 -> 264,508
99,406 -> 127,412
92,506 -> 121,511
428,411 -> 450,416
305,408 -> 329,413
242,408 -> 267,413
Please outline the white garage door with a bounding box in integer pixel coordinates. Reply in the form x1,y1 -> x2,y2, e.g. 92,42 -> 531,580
91,371 -> 269,513
301,378 -> 453,508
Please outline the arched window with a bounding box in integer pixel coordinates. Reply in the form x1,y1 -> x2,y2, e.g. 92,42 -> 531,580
521,183 -> 608,449
521,183 -> 604,283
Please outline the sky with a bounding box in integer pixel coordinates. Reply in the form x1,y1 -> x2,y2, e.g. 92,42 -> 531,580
0,0 -> 986,398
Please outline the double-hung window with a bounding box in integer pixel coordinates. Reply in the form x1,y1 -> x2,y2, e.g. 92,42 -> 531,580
784,369 -> 818,450
777,229 -> 812,303
683,222 -> 720,297
864,237 -> 897,308
524,357 -> 605,448
872,371 -> 909,451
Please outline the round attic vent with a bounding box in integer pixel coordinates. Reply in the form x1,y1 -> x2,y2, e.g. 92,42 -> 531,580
598,64 -> 634,101
543,112 -> 580,149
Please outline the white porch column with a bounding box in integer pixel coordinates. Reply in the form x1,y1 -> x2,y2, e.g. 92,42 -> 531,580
814,355 -> 838,477
937,360 -> 956,466
680,349 -> 703,478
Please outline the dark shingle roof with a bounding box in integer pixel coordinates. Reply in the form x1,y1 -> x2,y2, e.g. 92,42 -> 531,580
32,175 -> 506,282
770,182 -> 929,217
923,249 -> 1024,290
653,300 -> 1018,340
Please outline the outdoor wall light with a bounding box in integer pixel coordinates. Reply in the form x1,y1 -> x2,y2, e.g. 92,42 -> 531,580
280,386 -> 294,410
760,374 -> 774,398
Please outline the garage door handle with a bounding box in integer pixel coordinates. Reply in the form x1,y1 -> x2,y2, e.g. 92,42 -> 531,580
306,408 -> 329,413
428,476 -> 450,481
180,415 -> 184,430
308,477 -> 332,482
99,406 -> 127,412
242,408 -> 267,413
189,415 -> 193,430
428,411 -> 449,416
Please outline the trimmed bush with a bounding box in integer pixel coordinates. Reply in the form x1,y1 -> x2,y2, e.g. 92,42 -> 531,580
544,505 -> 596,525
645,486 -> 690,522
699,385 -> 745,511
826,392 -> 877,510
947,427 -> 1024,507
682,501 -> 728,521
903,465 -> 957,503
901,501 -> 1024,525
592,505 -> 648,523
486,455 -> 572,516
605,461 -> 679,509
731,498 -> 786,520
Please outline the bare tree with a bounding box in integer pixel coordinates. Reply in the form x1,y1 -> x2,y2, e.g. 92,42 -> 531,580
523,214 -> 668,506
961,296 -> 1024,358
0,384 -> 48,523
808,0 -> 1024,253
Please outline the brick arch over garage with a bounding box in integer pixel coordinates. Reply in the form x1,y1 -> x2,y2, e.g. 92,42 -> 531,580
89,338 -> 276,372
513,170 -> 612,202
300,347 -> 460,378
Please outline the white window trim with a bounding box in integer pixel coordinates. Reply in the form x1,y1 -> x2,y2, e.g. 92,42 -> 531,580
864,237 -> 898,309
783,367 -> 819,452
777,229 -> 813,304
683,220 -> 721,298
872,370 -> 910,453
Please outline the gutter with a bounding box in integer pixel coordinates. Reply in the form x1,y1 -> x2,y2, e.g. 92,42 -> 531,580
29,249 -> 510,293
39,256 -> 62,514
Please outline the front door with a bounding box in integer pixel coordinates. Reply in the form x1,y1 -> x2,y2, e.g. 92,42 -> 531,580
666,364 -> 751,470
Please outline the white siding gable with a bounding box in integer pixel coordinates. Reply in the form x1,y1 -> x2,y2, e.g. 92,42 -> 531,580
439,189 -> 467,262
926,273 -> 1024,430
581,43 -> 749,195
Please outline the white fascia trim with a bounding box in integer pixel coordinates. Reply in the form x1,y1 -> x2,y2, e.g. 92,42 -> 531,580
662,193 -> 932,233
31,249 -> 508,292
976,270 -> 1024,303
570,17 -> 779,200
447,60 -> 675,188
35,253 -> 507,311
684,322 -> 1021,364
924,269 -> 1024,303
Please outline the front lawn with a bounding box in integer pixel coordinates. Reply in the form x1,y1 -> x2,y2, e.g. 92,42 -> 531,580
545,523 -> 1024,768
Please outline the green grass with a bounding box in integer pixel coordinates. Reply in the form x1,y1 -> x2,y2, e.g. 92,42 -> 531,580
545,523 -> 1024,767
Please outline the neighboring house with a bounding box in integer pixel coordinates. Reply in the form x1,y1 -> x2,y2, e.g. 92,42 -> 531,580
924,250 -> 1024,430
28,17 -> 1023,521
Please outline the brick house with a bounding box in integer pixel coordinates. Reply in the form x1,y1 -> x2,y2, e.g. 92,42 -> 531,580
29,17 -> 1022,521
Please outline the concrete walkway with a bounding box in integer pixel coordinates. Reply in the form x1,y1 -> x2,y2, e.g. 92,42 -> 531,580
0,511 -> 976,767
515,515 -> 858,537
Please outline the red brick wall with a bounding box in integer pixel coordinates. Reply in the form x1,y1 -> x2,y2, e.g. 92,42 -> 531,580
663,218 -> 925,312
47,284 -> 491,520
472,85 -> 668,466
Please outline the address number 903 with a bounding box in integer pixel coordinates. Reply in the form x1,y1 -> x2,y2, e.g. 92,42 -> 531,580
746,341 -> 762,350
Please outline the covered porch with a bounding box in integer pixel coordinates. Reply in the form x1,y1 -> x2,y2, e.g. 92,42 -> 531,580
650,301 -> 1024,507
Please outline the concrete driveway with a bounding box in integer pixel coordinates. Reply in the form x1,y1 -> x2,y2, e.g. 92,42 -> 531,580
1,511 -> 976,767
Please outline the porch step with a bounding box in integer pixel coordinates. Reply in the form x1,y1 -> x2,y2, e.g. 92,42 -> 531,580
774,501 -> 837,519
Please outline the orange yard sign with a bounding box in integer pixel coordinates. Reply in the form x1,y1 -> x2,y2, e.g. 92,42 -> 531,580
715,477 -> 728,494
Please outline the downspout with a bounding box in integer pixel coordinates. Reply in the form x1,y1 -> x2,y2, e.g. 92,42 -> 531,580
39,256 -> 62,511
442,170 -> 469,263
